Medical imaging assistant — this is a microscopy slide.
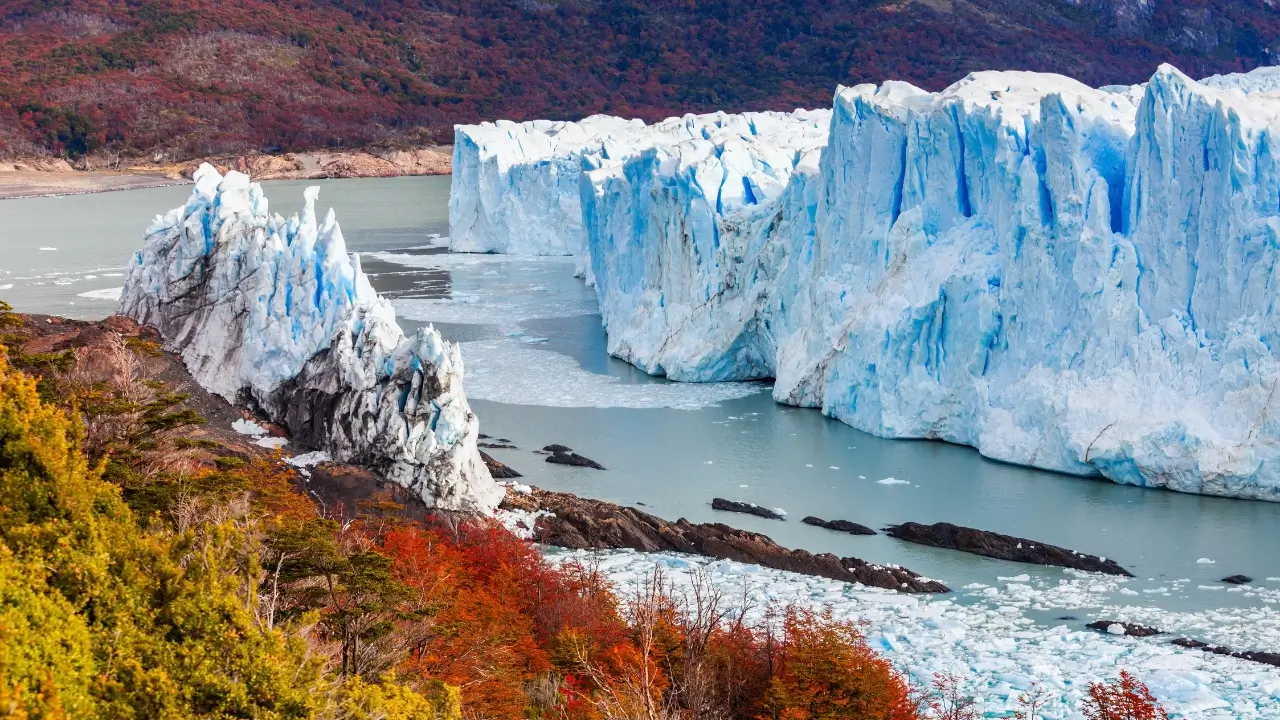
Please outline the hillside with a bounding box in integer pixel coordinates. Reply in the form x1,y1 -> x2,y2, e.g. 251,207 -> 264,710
0,0 -> 1276,161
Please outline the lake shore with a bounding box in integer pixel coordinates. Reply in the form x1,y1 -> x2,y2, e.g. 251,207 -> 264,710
0,146 -> 453,199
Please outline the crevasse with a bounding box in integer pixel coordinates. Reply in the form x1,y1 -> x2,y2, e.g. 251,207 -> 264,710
121,164 -> 503,511
450,64 -> 1280,501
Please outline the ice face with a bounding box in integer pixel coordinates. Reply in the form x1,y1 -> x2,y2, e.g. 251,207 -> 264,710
120,164 -> 503,512
452,64 -> 1280,502
449,109 -> 832,281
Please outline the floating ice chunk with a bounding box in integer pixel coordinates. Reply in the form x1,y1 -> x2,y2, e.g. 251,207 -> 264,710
1197,558 -> 1216,564
877,477 -> 910,485
75,287 -> 123,300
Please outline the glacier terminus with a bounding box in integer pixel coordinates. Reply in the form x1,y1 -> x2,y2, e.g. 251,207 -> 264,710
450,64 -> 1280,502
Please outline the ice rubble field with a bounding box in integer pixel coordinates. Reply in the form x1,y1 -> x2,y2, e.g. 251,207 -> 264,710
546,549 -> 1280,719
450,64 -> 1280,502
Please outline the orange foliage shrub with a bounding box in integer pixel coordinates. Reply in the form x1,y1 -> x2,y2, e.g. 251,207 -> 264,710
1083,671 -> 1169,720
759,608 -> 920,720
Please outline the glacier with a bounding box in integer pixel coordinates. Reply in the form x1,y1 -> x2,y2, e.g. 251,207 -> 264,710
450,63 -> 1280,502
120,163 -> 503,512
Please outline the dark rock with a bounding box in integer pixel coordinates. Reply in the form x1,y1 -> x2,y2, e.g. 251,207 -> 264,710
543,444 -> 574,453
500,487 -> 949,594
479,433 -> 492,439
479,442 -> 518,449
497,438 -> 512,443
1172,638 -> 1280,668
802,516 -> 876,535
305,462 -> 431,522
480,451 -> 522,479
1057,615 -> 1078,621
884,522 -> 1132,576
1086,620 -> 1162,637
546,451 -> 605,470
713,498 -> 785,520
1221,574 -> 1253,585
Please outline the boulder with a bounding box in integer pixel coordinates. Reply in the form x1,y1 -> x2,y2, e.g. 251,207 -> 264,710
802,516 -> 876,535
885,522 -> 1132,576
712,498 -> 785,520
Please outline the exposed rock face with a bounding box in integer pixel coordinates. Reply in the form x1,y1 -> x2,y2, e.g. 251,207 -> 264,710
182,148 -> 452,181
802,516 -> 876,535
712,498 -> 785,520
885,522 -> 1132,576
1171,638 -> 1280,669
546,451 -> 605,469
501,487 -> 949,593
480,451 -> 523,479
1087,620 -> 1162,637
118,163 -> 503,512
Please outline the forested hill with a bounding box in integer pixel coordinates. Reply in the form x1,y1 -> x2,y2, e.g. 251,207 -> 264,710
1,0 -> 1276,161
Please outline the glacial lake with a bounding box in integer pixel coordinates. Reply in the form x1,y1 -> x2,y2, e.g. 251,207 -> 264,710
4,174 -> 1280,621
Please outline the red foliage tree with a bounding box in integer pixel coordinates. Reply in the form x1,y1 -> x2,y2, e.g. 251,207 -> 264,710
1082,671 -> 1169,720
758,607 -> 920,720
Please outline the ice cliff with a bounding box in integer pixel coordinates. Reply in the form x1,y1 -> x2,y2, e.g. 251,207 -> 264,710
120,164 -> 503,512
448,110 -> 832,280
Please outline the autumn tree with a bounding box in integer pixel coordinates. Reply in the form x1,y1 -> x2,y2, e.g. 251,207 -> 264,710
758,608 -> 920,720
1082,671 -> 1169,720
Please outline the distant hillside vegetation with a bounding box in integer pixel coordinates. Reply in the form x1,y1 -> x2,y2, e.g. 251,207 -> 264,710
0,0 -> 1276,161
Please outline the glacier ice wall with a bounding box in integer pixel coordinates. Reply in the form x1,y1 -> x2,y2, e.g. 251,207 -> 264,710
450,64 -> 1280,501
120,164 -> 503,512
448,110 -> 832,282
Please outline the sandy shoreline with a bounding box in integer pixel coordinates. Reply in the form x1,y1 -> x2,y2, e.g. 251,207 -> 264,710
0,145 -> 453,200
0,171 -> 185,199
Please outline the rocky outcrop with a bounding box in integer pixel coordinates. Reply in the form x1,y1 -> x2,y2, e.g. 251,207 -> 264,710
480,451 -> 523,479
1221,575 -> 1253,585
802,516 -> 876,535
712,498 -> 785,521
501,487 -> 949,593
180,148 -> 452,181
885,522 -> 1132,576
1087,621 -> 1162,637
118,164 -> 502,512
1171,639 -> 1280,669
544,446 -> 605,469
